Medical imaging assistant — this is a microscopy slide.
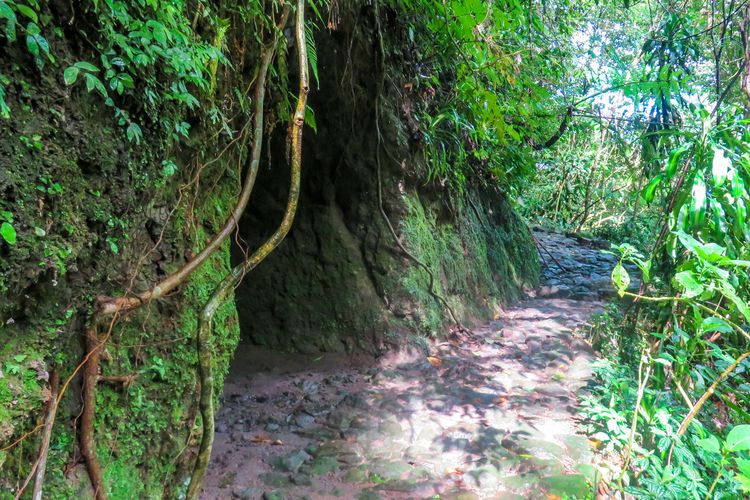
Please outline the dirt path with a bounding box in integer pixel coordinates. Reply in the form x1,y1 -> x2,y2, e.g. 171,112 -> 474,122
202,230 -> 622,499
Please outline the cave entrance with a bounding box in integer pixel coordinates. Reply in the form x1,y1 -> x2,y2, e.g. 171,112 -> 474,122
227,12 -> 390,358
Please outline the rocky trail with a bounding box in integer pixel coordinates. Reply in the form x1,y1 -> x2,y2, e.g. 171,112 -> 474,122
201,230 -> 627,499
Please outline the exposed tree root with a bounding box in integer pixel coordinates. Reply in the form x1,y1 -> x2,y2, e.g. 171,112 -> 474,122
81,324 -> 108,500
13,369 -> 59,500
75,17 -> 289,495
186,1 -> 308,497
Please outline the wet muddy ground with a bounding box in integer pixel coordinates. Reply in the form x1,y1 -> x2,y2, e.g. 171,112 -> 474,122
202,230 -> 621,499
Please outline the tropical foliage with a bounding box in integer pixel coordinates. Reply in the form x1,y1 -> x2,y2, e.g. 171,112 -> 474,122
2,0 -> 750,497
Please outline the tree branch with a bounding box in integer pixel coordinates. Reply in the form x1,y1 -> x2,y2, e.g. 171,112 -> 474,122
530,106 -> 573,150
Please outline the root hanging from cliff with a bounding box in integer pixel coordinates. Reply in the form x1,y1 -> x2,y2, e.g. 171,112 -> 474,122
80,323 -> 108,500
372,1 -> 464,332
186,1 -> 309,497
12,369 -> 59,500
72,14 -> 291,498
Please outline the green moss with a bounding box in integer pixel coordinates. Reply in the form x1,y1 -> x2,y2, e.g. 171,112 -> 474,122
104,458 -> 146,499
83,170 -> 241,496
400,190 -> 539,335
0,78 -> 241,493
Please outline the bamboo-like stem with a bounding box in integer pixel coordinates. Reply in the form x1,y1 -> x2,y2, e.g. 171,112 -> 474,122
673,377 -> 694,409
185,2 -> 306,497
677,350 -> 750,436
706,465 -> 724,500
618,351 -> 653,486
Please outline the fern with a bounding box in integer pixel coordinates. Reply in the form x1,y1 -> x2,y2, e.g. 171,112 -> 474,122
305,20 -> 319,89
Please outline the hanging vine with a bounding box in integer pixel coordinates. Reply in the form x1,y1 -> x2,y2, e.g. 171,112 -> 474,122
186,0 -> 309,496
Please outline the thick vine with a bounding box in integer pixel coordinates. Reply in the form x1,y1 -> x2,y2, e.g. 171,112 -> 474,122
186,0 -> 309,496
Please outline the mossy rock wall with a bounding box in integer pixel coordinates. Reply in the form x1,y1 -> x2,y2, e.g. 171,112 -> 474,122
232,7 -> 540,352
0,2 -> 539,497
0,40 -> 240,498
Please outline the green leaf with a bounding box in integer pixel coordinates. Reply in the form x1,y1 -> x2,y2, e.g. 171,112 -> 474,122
0,2 -> 16,24
74,61 -> 99,72
611,263 -> 630,297
25,22 -> 39,57
0,221 -> 16,245
126,122 -> 142,144
737,473 -> 750,493
717,280 -> 750,322
710,199 -> 726,236
736,457 -> 750,476
674,270 -> 703,298
700,317 -> 732,335
643,174 -> 664,203
697,435 -> 721,454
0,1 -> 17,41
146,19 -> 168,44
63,66 -> 79,86
84,73 -> 107,98
725,425 -> 750,452
731,172 -> 746,198
666,142 -> 691,178
15,4 -> 37,23
304,105 -> 317,133
711,148 -> 730,187
118,73 -> 134,88
690,175 -> 706,227
698,242 -> 726,262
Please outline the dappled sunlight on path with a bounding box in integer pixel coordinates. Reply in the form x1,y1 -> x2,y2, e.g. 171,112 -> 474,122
202,231 -> 615,499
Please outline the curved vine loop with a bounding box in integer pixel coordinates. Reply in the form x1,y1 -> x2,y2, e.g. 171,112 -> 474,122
95,14 -> 286,318
186,0 -> 309,497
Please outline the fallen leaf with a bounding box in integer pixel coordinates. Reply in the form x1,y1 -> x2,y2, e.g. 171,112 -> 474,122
546,494 -> 562,500
426,356 -> 442,367
445,467 -> 464,476
589,438 -> 602,449
495,395 -> 508,405
250,435 -> 273,444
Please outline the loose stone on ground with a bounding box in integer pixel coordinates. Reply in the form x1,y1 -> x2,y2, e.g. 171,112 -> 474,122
204,230 -> 613,499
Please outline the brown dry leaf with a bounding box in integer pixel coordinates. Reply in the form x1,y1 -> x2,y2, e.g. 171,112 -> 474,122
445,466 -> 464,476
426,356 -> 442,367
495,395 -> 508,405
589,438 -> 602,450
250,435 -> 273,444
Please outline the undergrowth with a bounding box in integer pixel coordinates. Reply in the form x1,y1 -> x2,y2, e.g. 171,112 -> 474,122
581,307 -> 750,498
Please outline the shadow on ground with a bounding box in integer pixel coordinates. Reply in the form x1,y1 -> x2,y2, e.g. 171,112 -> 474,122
202,232 -> 614,500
